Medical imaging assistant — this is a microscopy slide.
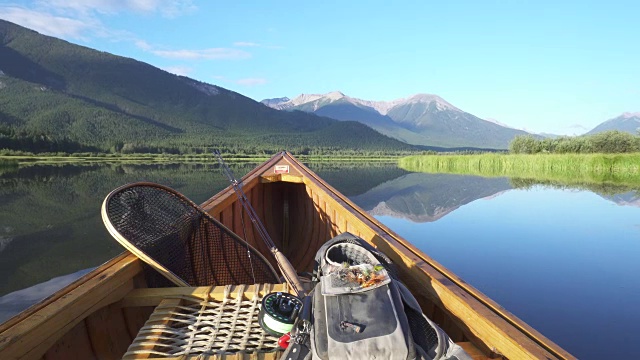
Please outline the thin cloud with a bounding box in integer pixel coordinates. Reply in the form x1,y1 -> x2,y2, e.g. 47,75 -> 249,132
0,5 -> 141,44
151,48 -> 251,60
0,6 -> 99,40
568,124 -> 588,130
135,40 -> 153,51
234,42 -> 261,47
233,41 -> 283,49
2,3 -> 248,66
136,40 -> 253,62
39,0 -> 197,17
236,78 -> 267,86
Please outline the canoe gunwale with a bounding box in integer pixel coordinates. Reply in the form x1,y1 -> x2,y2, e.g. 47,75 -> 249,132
0,253 -> 143,359
0,251 -> 134,334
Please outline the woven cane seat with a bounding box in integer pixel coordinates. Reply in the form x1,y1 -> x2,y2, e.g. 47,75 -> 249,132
124,284 -> 286,359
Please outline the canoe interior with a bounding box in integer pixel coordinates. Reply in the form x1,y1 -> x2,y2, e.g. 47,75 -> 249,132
0,152 -> 574,360
204,173 -> 475,343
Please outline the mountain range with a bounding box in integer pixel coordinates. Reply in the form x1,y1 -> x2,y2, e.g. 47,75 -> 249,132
0,19 -> 637,154
0,19 -> 413,154
265,92 -> 640,147
587,112 -> 640,135
262,91 -> 533,149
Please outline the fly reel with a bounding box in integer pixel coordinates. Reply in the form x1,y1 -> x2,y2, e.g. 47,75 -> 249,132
259,292 -> 302,336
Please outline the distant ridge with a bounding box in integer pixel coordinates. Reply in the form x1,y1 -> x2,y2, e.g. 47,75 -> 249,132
263,91 -> 533,149
264,92 -> 458,114
587,112 -> 640,135
260,97 -> 290,108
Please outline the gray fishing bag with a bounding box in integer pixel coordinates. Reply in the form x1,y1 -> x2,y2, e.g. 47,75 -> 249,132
289,232 -> 471,360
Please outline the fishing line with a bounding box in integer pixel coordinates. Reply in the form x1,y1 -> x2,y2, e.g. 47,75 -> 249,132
239,206 -> 256,284
213,150 -> 305,298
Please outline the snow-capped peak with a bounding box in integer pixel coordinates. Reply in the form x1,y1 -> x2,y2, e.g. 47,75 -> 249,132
621,112 -> 640,119
396,93 -> 457,112
602,112 -> 640,124
265,91 -> 462,115
356,93 -> 458,114
289,91 -> 346,106
261,97 -> 290,108
325,91 -> 346,100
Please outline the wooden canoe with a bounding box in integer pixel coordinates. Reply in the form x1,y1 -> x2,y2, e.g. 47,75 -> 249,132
0,151 -> 576,360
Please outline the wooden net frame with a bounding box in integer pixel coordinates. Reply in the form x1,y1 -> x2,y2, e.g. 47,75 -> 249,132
102,182 -> 280,287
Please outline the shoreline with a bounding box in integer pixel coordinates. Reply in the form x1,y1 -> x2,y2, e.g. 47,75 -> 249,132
0,153 -> 402,165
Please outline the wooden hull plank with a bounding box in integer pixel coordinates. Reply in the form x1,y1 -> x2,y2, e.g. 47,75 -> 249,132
43,320 -> 95,360
86,302 -> 133,359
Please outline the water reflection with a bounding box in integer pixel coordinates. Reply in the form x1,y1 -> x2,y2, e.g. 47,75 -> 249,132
374,185 -> 640,360
510,177 -> 640,208
2,162 -> 638,299
0,162 -> 257,298
348,173 -> 640,224
602,191 -> 640,207
0,161 -> 406,314
1,161 -> 639,359
350,173 -> 512,222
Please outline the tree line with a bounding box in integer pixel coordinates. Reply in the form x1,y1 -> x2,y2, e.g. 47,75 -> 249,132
509,130 -> 640,154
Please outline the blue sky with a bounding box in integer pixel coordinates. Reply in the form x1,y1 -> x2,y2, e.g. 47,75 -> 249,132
0,0 -> 638,135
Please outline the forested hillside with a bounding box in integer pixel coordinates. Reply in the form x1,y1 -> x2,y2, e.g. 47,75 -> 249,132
0,20 -> 414,155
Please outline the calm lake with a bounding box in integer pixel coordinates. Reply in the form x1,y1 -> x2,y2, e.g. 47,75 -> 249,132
1,161 -> 639,359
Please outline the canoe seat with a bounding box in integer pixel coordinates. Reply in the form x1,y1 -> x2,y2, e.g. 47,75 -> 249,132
123,283 -> 285,359
102,182 -> 280,287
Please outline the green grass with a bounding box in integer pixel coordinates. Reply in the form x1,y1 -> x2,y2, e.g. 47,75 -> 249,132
399,153 -> 640,185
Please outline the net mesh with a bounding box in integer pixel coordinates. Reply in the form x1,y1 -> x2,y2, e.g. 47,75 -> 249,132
103,182 -> 279,286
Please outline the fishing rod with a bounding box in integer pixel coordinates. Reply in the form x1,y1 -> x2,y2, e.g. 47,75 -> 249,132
214,150 -> 306,298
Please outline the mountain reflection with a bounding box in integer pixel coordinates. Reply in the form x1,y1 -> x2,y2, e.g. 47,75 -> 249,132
350,173 -> 512,222
348,172 -> 640,223
2,162 -> 639,300
509,177 -> 640,207
602,192 -> 640,207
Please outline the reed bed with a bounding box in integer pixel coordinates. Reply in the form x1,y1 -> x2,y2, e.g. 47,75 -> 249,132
0,158 -> 19,176
399,153 -> 640,184
0,158 -> 19,167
